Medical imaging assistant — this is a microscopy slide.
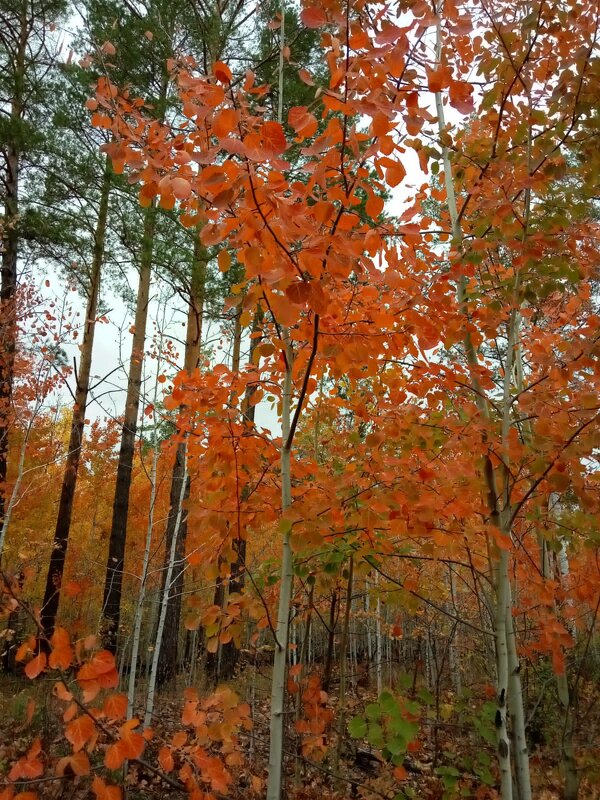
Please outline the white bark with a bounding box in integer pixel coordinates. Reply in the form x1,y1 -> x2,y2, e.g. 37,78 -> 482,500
127,361 -> 162,720
266,340 -> 294,800
144,442 -> 188,728
376,572 -> 383,695
0,419 -> 31,560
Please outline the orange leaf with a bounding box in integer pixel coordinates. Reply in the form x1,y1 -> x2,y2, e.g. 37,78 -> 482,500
56,751 -> 90,776
301,7 -> 327,27
52,681 -> 73,703
92,776 -> 122,800
25,652 -> 46,680
171,177 -> 192,200
261,121 -> 287,155
298,68 -> 314,85
288,106 -> 318,139
15,636 -> 35,662
217,249 -> 231,272
213,108 -> 237,137
158,746 -> 174,772
213,61 -> 232,83
103,693 -> 128,721
65,714 -> 95,752
49,627 -> 73,670
380,157 -> 406,188
104,741 -> 127,771
8,738 -> 44,781
118,718 -> 145,759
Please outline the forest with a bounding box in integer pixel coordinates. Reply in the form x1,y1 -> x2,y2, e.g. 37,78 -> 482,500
0,0 -> 599,798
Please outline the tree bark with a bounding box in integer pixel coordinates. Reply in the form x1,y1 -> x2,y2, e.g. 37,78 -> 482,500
0,1 -> 27,531
155,236 -> 206,686
334,556 -> 354,777
266,336 -> 294,800
101,201 -> 155,653
40,158 -> 111,642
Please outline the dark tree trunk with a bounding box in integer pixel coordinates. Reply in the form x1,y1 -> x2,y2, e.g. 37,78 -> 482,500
101,202 -> 155,653
40,160 -> 110,642
323,588 -> 339,692
0,5 -> 26,532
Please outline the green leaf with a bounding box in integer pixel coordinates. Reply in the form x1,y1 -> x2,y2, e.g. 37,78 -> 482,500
365,703 -> 380,720
379,691 -> 397,714
367,722 -> 384,748
389,716 -> 418,741
386,736 -> 406,756
348,716 -> 367,738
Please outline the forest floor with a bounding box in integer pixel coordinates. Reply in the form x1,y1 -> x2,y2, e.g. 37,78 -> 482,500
1,668 -> 599,799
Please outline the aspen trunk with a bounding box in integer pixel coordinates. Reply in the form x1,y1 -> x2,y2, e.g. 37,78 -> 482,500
145,442 -> 188,727
266,338 -> 294,800
547,495 -> 579,799
495,550 -> 513,800
127,359 -> 164,719
40,159 -> 111,641
334,556 -> 354,776
101,201 -> 156,653
434,15 -> 531,794
376,573 -> 383,695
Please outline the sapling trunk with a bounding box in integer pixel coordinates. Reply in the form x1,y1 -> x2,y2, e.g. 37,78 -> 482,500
266,340 -> 294,800
127,355 -> 164,719
145,442 -> 188,728
334,555 -> 354,777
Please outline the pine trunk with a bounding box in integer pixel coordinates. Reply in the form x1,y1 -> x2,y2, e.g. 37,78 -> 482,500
101,201 -> 155,653
0,4 -> 27,531
40,159 -> 110,642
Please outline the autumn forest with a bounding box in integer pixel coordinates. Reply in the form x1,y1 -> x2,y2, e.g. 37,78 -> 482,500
1,0 -> 599,798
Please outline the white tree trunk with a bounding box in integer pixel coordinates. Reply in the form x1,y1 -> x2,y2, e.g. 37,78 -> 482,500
127,361 -> 163,719
266,342 -> 294,800
144,443 -> 188,728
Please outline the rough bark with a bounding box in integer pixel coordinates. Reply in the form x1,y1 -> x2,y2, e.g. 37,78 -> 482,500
0,2 -> 27,530
101,201 -> 155,653
40,159 -> 110,642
